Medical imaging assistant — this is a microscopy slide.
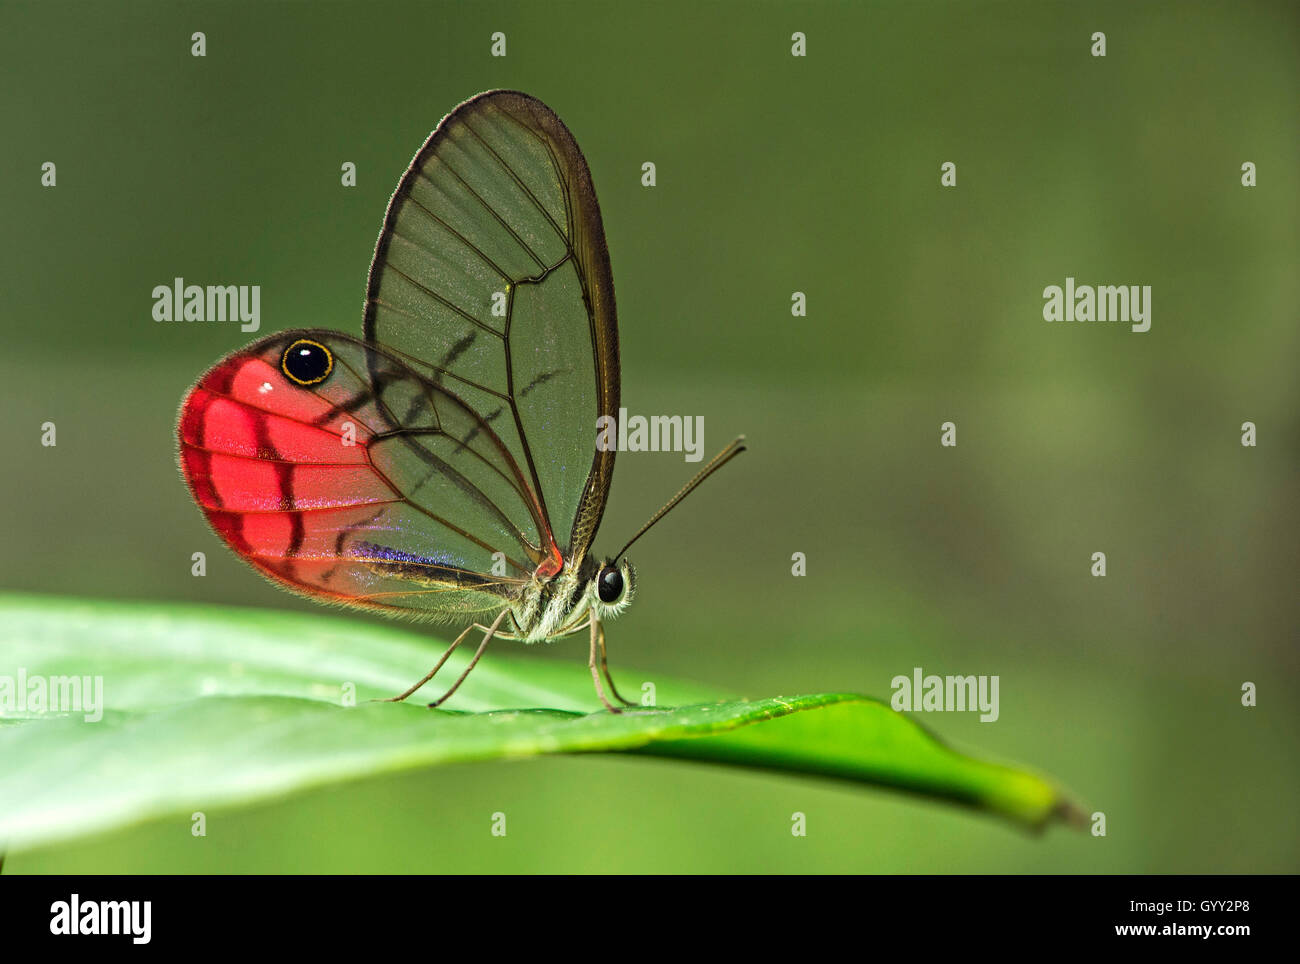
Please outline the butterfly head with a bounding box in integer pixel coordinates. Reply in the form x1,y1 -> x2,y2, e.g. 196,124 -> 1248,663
590,557 -> 636,620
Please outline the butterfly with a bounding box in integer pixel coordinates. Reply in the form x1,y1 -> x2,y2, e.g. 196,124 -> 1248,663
177,90 -> 745,711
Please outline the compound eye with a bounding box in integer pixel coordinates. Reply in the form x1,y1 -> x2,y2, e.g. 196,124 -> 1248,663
281,338 -> 333,385
597,566 -> 624,604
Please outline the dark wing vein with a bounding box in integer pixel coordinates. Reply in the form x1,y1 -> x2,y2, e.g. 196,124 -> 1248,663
383,260 -> 504,338
463,117 -> 570,247
397,192 -> 514,282
417,163 -> 548,272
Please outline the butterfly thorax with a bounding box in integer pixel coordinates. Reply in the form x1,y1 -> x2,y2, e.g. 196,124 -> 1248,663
509,554 -> 635,643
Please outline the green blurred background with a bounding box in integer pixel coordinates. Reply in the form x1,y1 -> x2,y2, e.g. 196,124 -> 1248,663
2,0 -> 1297,872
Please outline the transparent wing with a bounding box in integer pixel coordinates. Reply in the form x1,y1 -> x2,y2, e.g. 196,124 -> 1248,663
363,90 -> 620,564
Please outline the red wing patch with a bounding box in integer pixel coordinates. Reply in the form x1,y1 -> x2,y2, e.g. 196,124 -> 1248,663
177,334 -> 545,615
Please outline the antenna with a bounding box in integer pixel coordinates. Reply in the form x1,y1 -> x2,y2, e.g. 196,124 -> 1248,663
613,436 -> 747,561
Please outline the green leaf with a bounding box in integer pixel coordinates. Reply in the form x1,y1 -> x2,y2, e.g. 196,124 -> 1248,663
0,593 -> 1082,848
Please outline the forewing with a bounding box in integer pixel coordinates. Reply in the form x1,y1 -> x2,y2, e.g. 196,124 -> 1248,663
178,331 -> 539,618
363,90 -> 620,562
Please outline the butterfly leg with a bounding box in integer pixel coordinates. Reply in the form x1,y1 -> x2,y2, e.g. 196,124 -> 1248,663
595,620 -> 638,708
426,609 -> 509,708
588,620 -> 621,713
382,609 -> 506,705
382,622 -> 478,703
